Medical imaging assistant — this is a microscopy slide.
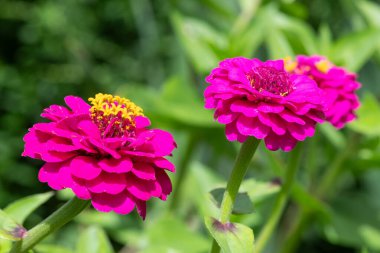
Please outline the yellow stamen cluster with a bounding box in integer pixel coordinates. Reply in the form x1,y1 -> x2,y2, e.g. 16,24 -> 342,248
315,59 -> 331,73
284,56 -> 298,72
88,93 -> 144,137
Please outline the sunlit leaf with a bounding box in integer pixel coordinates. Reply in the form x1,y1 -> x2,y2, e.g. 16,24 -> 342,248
35,244 -> 74,253
349,93 -> 380,136
76,226 -> 114,253
4,192 -> 54,224
210,188 -> 254,215
171,12 -> 225,73
205,217 -> 254,253
0,209 -> 27,241
240,179 -> 281,204
143,214 -> 209,253
331,29 -> 380,71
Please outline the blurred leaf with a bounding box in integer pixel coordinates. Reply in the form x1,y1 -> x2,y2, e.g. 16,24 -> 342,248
319,123 -> 346,149
171,12 -> 225,73
229,7 -> 266,57
357,0 -> 380,27
349,93 -> 380,136
143,214 -> 209,253
0,240 -> 11,253
331,28 -> 380,71
266,28 -> 294,59
210,188 -> 254,215
319,24 -> 332,56
0,209 -> 27,241
291,183 -> 328,215
240,179 -> 281,204
76,226 -> 114,253
323,170 -> 380,250
273,12 -> 318,55
205,217 -> 254,253
3,192 -> 53,224
35,244 -> 74,253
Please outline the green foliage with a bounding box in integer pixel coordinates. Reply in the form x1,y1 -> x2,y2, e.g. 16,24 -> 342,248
205,217 -> 254,253
1,0 -> 380,253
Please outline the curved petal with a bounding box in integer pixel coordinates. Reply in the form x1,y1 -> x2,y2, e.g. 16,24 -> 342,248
70,156 -> 102,180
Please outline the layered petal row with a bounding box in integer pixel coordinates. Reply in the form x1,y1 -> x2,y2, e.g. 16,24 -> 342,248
205,57 -> 326,151
23,94 -> 176,219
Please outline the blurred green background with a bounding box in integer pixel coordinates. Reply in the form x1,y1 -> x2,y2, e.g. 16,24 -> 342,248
1,0 -> 380,252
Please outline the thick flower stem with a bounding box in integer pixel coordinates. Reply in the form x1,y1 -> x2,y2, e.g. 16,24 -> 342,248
210,137 -> 261,253
254,143 -> 303,253
169,133 -> 198,211
10,197 -> 90,253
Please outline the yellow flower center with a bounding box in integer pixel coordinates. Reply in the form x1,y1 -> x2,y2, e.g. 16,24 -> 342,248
315,59 -> 331,73
88,93 -> 144,137
283,56 -> 298,72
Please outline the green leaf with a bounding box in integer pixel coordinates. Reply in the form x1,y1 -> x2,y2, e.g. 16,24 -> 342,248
76,226 -> 114,253
291,183 -> 328,215
35,244 -> 74,253
210,188 -> 254,215
331,29 -> 380,71
0,240 -> 12,253
171,12 -> 225,73
266,28 -> 294,59
319,123 -> 346,150
143,214 -> 209,253
0,209 -> 27,241
273,12 -> 318,55
205,217 -> 254,253
349,93 -> 380,136
4,192 -> 54,224
240,179 -> 281,204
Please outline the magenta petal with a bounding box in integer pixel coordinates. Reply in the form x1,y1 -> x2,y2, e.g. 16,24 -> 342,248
153,158 -> 175,172
38,162 -> 65,190
70,156 -> 102,180
148,130 -> 176,156
91,192 -> 135,214
258,113 -> 286,135
230,100 -> 259,117
64,96 -> 91,114
41,105 -> 71,121
236,115 -> 269,139
135,199 -> 147,219
257,102 -> 284,113
46,137 -> 78,152
132,163 -> 156,180
155,170 -> 172,200
87,172 -> 126,194
41,150 -> 77,163
99,157 -> 133,173
225,122 -> 238,141
135,116 -> 151,128
125,175 -> 161,201
264,132 -> 297,152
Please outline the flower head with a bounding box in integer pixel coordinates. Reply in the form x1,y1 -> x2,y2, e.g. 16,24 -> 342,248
285,55 -> 360,128
23,93 -> 176,219
204,57 -> 326,151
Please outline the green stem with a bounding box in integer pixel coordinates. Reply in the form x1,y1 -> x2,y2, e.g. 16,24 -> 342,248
211,137 -> 261,253
254,143 -> 304,253
10,197 -> 90,253
169,133 -> 198,211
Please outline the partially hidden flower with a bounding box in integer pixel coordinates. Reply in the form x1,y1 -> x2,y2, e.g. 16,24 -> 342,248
23,93 -> 176,219
285,55 -> 360,129
204,57 -> 326,151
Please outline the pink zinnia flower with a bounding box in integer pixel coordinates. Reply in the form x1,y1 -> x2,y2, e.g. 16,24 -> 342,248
285,55 -> 360,128
23,94 -> 176,219
204,57 -> 326,151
